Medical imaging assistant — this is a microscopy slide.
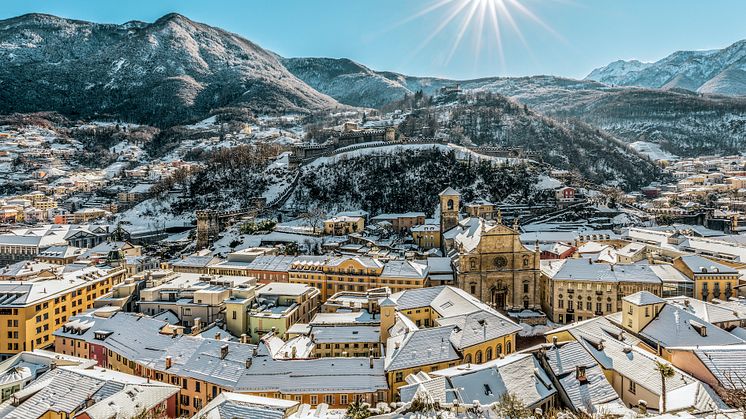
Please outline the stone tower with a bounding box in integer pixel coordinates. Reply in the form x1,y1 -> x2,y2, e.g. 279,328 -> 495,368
439,187 -> 461,234
196,210 -> 220,250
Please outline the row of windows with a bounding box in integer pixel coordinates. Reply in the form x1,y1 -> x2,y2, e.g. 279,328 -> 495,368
558,299 -> 612,313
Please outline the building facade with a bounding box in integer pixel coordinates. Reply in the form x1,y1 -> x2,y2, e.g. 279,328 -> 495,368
455,220 -> 541,311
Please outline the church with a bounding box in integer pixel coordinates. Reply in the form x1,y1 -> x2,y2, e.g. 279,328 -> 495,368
439,188 -> 541,311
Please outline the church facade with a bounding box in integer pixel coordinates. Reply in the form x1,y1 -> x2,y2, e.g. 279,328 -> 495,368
438,187 -> 541,311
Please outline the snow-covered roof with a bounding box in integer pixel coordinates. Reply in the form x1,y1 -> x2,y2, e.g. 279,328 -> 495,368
679,255 -> 738,275
544,341 -> 621,413
541,258 -> 665,284
428,353 -> 556,408
623,291 -> 665,306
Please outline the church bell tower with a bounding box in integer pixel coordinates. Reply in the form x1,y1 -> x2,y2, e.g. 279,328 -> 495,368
439,187 -> 461,234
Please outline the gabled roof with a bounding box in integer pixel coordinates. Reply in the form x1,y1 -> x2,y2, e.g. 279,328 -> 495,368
692,344 -> 746,390
623,291 -> 665,306
385,326 -> 460,371
437,310 -> 521,350
438,187 -> 461,196
635,303 -> 745,349
428,353 -> 556,408
542,258 -> 665,284
576,332 -> 694,396
544,341 -> 621,413
679,255 -> 738,274
194,393 -> 298,419
666,297 -> 746,325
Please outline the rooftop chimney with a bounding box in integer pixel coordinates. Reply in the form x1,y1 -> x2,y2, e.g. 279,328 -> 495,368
369,355 -> 374,369
576,366 -> 588,384
215,332 -> 221,340
245,358 -> 252,369
552,336 -> 558,347
595,339 -> 605,351
165,356 -> 172,369
220,344 -> 229,359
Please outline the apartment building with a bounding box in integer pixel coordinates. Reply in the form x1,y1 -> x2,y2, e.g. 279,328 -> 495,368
673,255 -> 741,301
289,256 -> 429,301
411,224 -> 441,250
136,270 -> 256,328
54,311 -> 388,416
380,286 -> 521,396
540,258 -> 665,324
369,212 -> 426,234
225,282 -> 320,343
323,215 -> 365,236
0,265 -> 126,359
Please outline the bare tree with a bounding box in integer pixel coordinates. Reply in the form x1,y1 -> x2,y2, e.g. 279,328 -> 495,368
301,205 -> 326,234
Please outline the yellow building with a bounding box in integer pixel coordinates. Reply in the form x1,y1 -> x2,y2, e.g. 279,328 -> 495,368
323,216 -> 365,236
0,265 -> 125,359
22,192 -> 58,211
411,224 -> 441,250
289,256 -> 429,301
540,258 -> 664,324
380,286 -> 520,397
225,282 -> 320,343
464,199 -> 498,220
673,255 -> 740,301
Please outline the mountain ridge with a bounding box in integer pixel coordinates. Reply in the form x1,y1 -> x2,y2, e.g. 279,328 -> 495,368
0,12 -> 339,126
586,39 -> 746,96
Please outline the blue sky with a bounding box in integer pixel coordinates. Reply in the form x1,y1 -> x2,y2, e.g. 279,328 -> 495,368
3,0 -> 746,80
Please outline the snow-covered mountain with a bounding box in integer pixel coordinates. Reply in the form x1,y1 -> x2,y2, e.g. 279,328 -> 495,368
285,57 -> 746,157
0,13 -> 338,125
282,57 -> 472,108
586,40 -> 746,96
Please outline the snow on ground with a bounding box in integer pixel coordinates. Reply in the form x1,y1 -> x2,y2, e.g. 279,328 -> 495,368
210,225 -> 321,256
446,143 -> 524,165
102,161 -> 128,178
109,141 -> 145,161
629,141 -> 678,162
536,175 -> 562,190
83,121 -> 143,129
183,115 -> 217,130
305,144 -> 445,167
115,197 -> 193,234
275,217 -> 319,234
267,152 -> 291,170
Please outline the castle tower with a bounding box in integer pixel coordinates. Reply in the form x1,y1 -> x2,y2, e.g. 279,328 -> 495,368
439,187 -> 461,234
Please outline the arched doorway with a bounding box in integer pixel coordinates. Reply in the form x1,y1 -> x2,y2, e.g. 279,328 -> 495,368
490,283 -> 508,311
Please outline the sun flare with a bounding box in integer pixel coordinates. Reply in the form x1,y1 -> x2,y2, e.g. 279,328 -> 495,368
404,0 -> 561,68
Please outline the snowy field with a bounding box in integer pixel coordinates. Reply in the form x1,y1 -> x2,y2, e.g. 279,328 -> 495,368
629,141 -> 678,162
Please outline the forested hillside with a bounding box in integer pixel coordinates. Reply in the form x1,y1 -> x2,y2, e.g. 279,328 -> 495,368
396,92 -> 664,190
290,147 -> 549,216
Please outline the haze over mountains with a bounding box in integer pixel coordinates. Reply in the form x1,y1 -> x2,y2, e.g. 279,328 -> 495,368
586,39 -> 746,96
0,12 -> 744,158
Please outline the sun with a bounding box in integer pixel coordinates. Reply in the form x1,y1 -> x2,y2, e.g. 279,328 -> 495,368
401,0 -> 561,68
